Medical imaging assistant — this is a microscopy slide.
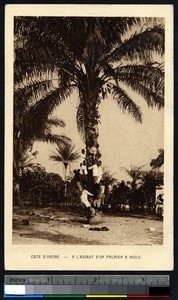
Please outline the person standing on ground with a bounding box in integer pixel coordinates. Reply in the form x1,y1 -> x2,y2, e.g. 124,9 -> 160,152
81,187 -> 94,223
156,193 -> 164,220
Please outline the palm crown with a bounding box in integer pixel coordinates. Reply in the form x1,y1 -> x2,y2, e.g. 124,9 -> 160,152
49,142 -> 81,181
49,142 -> 81,198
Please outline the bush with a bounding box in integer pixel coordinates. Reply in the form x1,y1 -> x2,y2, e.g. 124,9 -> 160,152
19,165 -> 63,207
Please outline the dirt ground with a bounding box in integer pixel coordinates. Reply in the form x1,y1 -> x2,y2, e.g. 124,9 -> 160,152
13,206 -> 163,245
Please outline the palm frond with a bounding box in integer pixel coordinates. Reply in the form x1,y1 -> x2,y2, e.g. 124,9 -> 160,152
25,84 -> 74,123
115,64 -> 164,97
49,154 -> 64,162
21,112 -> 69,149
50,142 -> 81,165
15,46 -> 53,65
121,165 -> 144,179
14,78 -> 55,97
101,63 -> 119,83
37,133 -> 70,145
101,24 -> 164,65
68,151 -> 81,162
14,79 -> 57,114
14,48 -> 56,83
14,88 -> 34,115
111,84 -> 142,123
14,24 -> 81,85
46,117 -> 65,128
119,77 -> 164,109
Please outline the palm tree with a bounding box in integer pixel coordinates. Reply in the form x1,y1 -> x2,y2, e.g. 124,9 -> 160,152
140,169 -> 163,210
14,17 -> 164,167
122,165 -> 146,210
122,165 -> 144,190
101,167 -> 117,206
102,167 -> 117,187
49,142 -> 81,200
123,165 -> 163,210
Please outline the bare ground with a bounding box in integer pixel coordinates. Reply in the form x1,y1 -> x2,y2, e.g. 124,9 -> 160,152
13,206 -> 163,245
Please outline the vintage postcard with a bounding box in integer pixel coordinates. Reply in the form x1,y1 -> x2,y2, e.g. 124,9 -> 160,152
5,4 -> 173,270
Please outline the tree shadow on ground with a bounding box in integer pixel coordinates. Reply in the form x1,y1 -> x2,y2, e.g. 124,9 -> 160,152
14,228 -> 101,245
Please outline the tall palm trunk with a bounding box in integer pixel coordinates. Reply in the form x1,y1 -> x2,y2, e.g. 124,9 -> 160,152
13,154 -> 23,207
82,90 -> 100,154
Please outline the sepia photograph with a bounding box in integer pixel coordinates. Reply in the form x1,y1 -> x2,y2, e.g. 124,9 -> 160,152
5,4 -> 173,270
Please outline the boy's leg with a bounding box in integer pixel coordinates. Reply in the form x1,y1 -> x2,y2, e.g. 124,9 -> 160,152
97,198 -> 102,212
85,207 -> 91,223
77,181 -> 83,191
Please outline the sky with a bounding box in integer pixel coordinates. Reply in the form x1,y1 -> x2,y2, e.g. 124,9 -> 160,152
32,84 -> 164,182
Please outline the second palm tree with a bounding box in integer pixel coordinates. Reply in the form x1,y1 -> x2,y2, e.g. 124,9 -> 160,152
50,142 -> 81,202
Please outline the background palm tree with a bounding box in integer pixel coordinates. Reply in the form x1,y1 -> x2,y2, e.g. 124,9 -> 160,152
140,169 -> 163,210
14,17 -> 164,160
49,142 -> 81,200
122,165 -> 144,190
122,164 -> 163,210
121,165 -> 144,210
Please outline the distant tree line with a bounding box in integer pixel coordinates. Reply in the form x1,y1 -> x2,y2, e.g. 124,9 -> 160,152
106,169 -> 163,214
15,164 -> 81,208
106,150 -> 164,213
15,149 -> 163,215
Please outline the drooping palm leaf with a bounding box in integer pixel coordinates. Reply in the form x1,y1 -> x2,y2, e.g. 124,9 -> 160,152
14,49 -> 56,84
115,64 -> 164,96
100,24 -> 164,65
45,117 -> 65,128
111,84 -> 142,123
37,133 -> 70,146
23,85 -> 74,125
119,77 -> 164,109
14,77 -> 55,96
14,79 -> 57,113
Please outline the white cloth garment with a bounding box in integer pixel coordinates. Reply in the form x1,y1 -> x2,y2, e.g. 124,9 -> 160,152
97,166 -> 103,181
88,164 -> 98,177
81,189 -> 93,207
80,165 -> 88,175
100,185 -> 105,194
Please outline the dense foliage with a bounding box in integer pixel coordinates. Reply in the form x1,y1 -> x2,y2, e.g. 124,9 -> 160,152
16,165 -> 81,207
